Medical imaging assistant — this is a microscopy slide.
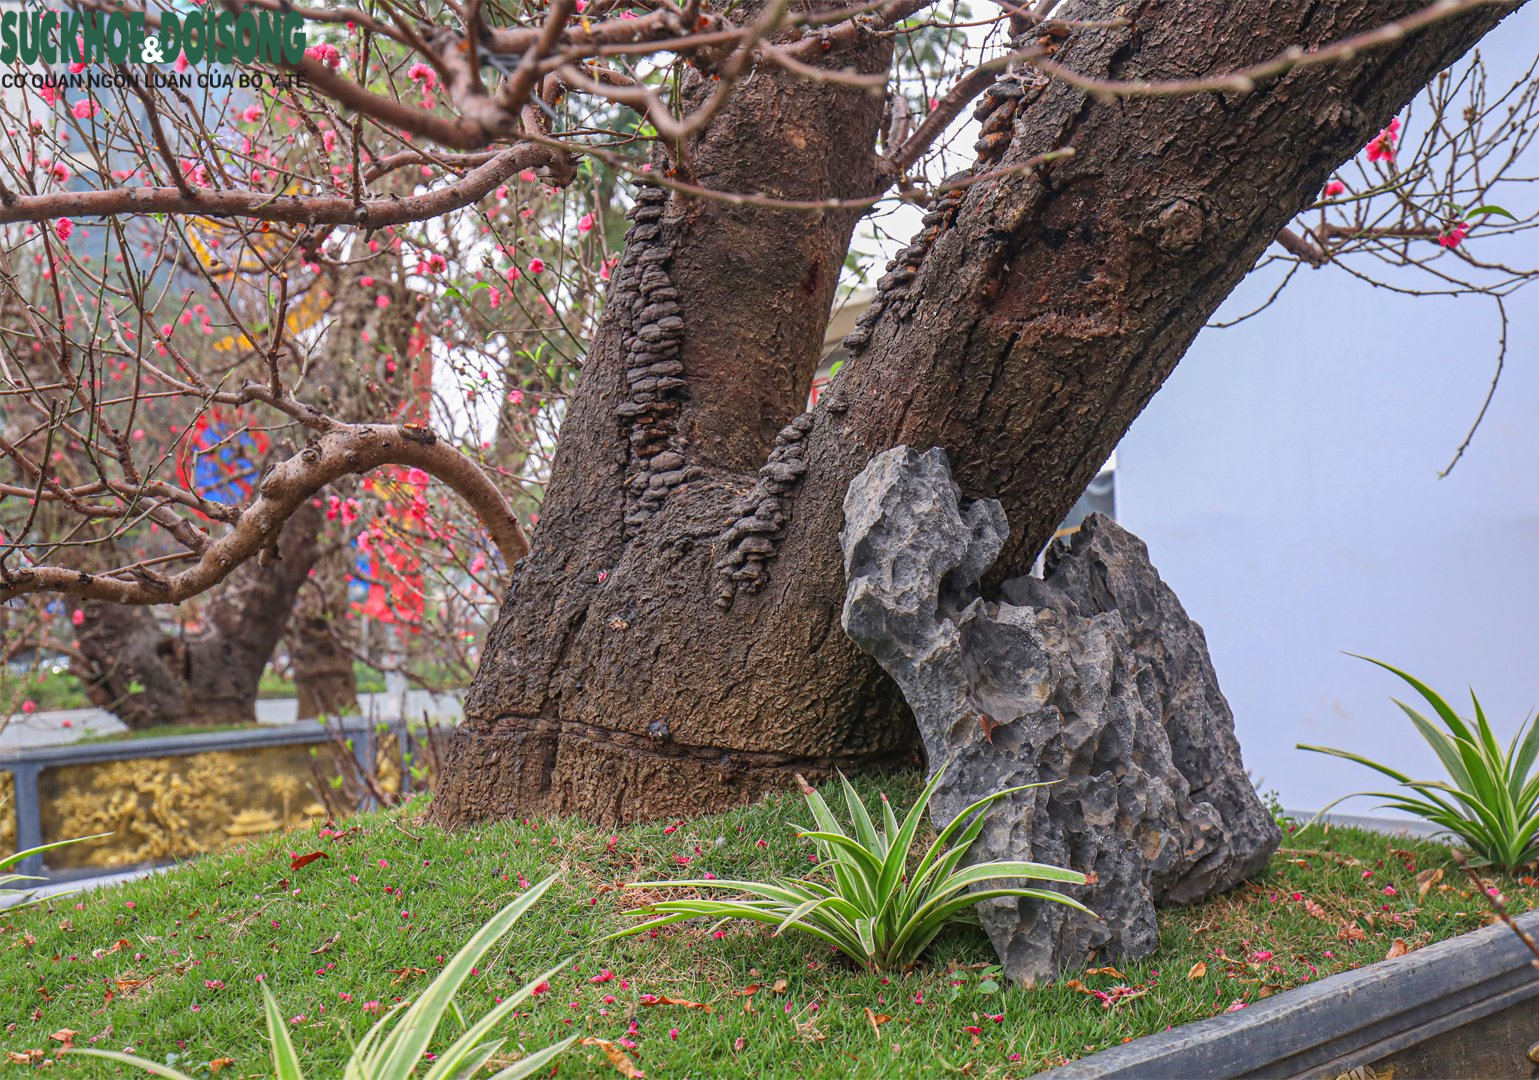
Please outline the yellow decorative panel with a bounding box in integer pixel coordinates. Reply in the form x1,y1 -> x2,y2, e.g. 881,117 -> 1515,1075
1,771 -> 15,853
36,746 -> 328,870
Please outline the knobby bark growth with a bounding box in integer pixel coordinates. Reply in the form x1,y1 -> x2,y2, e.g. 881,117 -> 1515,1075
434,0 -> 1519,826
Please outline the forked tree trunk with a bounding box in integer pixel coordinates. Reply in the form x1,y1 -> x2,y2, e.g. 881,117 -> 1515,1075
72,505 -> 324,729
432,0 -> 1521,827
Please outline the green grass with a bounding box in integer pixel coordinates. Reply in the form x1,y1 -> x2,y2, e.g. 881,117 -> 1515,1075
1,774 -> 1530,1078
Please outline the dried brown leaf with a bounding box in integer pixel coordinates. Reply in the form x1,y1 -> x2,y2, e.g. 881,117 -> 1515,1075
1337,922 -> 1368,943
1187,961 -> 1207,980
642,994 -> 713,1012
1385,937 -> 1410,960
48,1029 -> 77,1047
579,1037 -> 644,1078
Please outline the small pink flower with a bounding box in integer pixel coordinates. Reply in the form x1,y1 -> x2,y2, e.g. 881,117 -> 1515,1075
362,1000 -> 381,1014
1362,870 -> 1374,879
589,970 -> 616,984
528,258 -> 545,274
124,900 -> 135,908
1226,1000 -> 1248,1013
54,218 -> 74,242
305,42 -> 341,69
669,1027 -> 679,1040
1383,885 -> 1398,896
376,295 -> 391,309
964,1025 -> 983,1035
240,105 -> 263,123
1252,950 -> 1273,962
1365,117 -> 1401,164
71,99 -> 96,119
578,212 -> 595,234
174,51 -> 189,73
1323,179 -> 1346,198
20,700 -> 37,714
407,62 -> 437,90
1438,221 -> 1470,249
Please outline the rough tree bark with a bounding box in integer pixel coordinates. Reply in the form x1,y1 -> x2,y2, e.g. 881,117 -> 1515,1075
432,0 -> 1523,827
291,555 -> 361,720
72,504 -> 323,729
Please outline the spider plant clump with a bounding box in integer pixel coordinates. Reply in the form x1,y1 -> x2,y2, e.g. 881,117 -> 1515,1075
1300,657 -> 1539,871
610,764 -> 1093,971
69,874 -> 575,1080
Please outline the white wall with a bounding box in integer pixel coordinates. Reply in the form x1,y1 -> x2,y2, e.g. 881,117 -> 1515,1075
1116,7 -> 1539,815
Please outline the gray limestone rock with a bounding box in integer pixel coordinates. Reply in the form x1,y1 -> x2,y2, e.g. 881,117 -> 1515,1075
839,446 -> 1280,985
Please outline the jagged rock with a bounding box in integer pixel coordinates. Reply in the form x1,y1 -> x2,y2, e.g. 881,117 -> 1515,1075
839,446 -> 1280,985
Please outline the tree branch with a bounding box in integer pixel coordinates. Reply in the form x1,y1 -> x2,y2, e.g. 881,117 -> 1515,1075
0,423 -> 528,605
0,144 -> 555,228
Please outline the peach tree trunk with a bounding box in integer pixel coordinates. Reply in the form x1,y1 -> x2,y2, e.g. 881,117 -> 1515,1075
432,0 -> 1520,827
72,504 -> 323,729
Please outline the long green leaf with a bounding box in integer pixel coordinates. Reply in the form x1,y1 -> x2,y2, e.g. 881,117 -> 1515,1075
1353,656 -> 1478,744
1394,702 -> 1476,793
370,875 -> 559,1075
484,1035 -> 580,1080
875,765 -> 950,925
797,831 -> 883,881
65,1050 -> 197,1079
0,832 -> 113,872
425,958 -> 567,1080
839,774 -> 882,855
262,983 -> 306,1080
797,783 -> 872,910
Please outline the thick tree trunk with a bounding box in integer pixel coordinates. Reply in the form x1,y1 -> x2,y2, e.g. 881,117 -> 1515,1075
292,558 -> 361,720
72,505 -> 324,729
290,512 -> 362,720
433,0 -> 1521,827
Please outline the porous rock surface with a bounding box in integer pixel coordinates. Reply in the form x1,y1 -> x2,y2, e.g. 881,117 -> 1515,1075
839,446 -> 1280,984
